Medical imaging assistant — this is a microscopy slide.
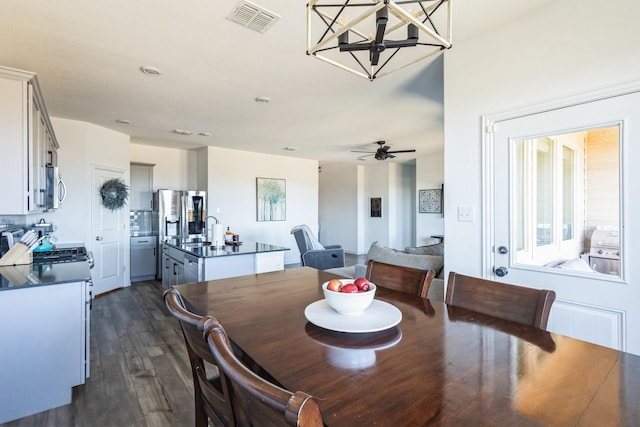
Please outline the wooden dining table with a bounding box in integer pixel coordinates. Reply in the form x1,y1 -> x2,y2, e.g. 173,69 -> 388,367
174,267 -> 640,426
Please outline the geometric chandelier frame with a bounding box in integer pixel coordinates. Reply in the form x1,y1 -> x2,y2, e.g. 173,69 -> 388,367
307,0 -> 452,80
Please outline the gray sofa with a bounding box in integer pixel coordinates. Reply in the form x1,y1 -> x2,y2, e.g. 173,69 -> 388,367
325,240 -> 445,301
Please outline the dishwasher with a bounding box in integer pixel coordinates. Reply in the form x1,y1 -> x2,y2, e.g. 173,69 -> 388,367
130,235 -> 158,282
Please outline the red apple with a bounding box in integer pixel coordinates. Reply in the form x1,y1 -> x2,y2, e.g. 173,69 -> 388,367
354,277 -> 370,292
327,279 -> 343,292
341,283 -> 358,293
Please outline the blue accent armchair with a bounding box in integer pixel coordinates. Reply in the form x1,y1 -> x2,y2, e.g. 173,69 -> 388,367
291,225 -> 345,270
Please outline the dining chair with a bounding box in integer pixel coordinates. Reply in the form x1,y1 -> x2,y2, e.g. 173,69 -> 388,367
445,271 -> 557,330
365,259 -> 435,298
163,289 -> 237,427
203,316 -> 324,427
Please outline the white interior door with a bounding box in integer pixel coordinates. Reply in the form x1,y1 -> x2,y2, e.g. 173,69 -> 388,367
488,90 -> 640,355
91,165 -> 126,295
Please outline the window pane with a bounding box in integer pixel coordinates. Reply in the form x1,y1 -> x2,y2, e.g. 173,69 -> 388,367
562,146 -> 574,240
515,141 -> 525,251
536,138 -> 553,246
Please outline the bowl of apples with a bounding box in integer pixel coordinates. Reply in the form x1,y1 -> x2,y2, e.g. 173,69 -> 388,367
322,278 -> 376,315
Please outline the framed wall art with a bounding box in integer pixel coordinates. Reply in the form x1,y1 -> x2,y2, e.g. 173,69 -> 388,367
419,188 -> 442,214
256,178 -> 286,221
370,197 -> 382,217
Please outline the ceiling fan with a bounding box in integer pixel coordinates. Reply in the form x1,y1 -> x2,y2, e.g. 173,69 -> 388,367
352,141 -> 416,160
338,7 -> 419,66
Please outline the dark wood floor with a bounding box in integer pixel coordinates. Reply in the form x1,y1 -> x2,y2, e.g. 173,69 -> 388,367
2,256 -> 365,427
2,280 -> 196,427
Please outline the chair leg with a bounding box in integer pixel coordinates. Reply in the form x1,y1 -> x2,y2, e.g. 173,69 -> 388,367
193,370 -> 208,427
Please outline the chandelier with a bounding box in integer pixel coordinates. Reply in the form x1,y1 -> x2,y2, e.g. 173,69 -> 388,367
306,0 -> 452,81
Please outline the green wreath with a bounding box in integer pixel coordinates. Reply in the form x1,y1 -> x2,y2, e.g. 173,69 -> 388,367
100,178 -> 129,211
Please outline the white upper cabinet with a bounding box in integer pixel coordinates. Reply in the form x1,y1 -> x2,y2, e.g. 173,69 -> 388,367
0,66 -> 59,215
130,163 -> 154,210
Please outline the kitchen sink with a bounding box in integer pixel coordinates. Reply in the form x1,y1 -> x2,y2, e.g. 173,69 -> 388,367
183,241 -> 212,247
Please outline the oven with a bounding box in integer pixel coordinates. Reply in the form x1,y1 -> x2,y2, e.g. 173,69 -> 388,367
589,228 -> 620,276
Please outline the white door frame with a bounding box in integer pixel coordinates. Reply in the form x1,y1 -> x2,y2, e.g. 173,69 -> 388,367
481,79 -> 640,280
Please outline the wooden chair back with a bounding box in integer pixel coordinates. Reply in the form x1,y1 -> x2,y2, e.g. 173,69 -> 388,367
203,317 -> 324,427
445,272 -> 556,330
164,289 -> 236,427
366,259 -> 435,299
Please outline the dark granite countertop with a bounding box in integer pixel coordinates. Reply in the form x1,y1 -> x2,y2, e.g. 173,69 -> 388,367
0,261 -> 92,290
164,240 -> 289,259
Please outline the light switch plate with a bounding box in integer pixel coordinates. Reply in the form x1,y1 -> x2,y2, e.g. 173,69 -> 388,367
458,206 -> 474,222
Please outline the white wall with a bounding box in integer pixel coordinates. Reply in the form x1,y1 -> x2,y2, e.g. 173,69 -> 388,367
205,147 -> 319,266
443,0 -> 640,277
416,153 -> 444,244
443,0 -> 640,353
363,163 -> 390,247
318,163 -> 360,253
130,142 -> 196,191
40,118 -> 130,247
388,162 -> 415,249
319,161 -> 418,254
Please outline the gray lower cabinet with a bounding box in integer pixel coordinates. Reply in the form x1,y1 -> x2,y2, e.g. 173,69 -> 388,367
162,244 -> 187,289
130,236 -> 157,282
183,253 -> 201,284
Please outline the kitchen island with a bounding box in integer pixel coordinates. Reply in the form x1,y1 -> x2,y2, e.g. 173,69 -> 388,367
161,240 -> 289,288
0,261 -> 92,424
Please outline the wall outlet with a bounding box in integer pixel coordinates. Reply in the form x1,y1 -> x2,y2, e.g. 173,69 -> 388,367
457,206 -> 475,222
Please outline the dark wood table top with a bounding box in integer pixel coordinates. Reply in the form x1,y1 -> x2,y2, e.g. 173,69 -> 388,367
175,267 -> 640,426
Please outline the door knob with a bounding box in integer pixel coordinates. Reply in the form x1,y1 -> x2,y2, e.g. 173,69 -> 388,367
497,246 -> 508,254
96,236 -> 103,241
495,266 -> 508,277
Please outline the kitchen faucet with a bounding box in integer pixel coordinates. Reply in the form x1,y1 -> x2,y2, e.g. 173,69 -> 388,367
204,216 -> 219,242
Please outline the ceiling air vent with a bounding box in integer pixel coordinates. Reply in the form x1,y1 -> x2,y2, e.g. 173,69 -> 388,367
227,0 -> 280,34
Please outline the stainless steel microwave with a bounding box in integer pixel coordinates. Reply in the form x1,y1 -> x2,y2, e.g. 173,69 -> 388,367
45,165 -> 66,210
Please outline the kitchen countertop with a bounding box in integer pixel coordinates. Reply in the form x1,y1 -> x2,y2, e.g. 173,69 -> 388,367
0,261 -> 92,290
164,239 -> 289,258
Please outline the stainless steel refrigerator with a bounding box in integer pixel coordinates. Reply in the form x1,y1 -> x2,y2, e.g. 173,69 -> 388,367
153,189 -> 207,279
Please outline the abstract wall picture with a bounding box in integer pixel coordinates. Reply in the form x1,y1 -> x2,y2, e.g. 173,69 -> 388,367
370,197 -> 382,218
419,189 -> 442,214
257,178 -> 286,221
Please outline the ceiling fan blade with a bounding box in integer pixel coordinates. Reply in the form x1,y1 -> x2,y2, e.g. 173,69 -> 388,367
387,149 -> 416,154
381,146 -> 391,152
351,150 -> 376,153
388,154 -> 396,159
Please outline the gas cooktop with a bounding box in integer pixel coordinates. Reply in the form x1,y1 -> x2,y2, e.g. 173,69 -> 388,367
31,245 -> 89,264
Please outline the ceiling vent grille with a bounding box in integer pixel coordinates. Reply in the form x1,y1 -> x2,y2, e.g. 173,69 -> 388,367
227,0 -> 280,34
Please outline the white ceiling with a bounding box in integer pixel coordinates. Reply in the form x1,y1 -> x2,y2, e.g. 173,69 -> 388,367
0,0 -> 555,165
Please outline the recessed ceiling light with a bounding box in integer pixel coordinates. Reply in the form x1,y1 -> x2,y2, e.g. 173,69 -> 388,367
171,128 -> 193,136
140,65 -> 162,76
254,96 -> 270,104
115,119 -> 131,124
283,146 -> 298,151
198,132 -> 211,137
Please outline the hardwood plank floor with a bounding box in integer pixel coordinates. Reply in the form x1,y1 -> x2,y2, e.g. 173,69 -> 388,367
1,280 -> 196,427
2,256 -> 364,427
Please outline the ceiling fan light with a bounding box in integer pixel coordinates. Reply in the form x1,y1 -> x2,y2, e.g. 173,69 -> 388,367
139,65 -> 162,76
